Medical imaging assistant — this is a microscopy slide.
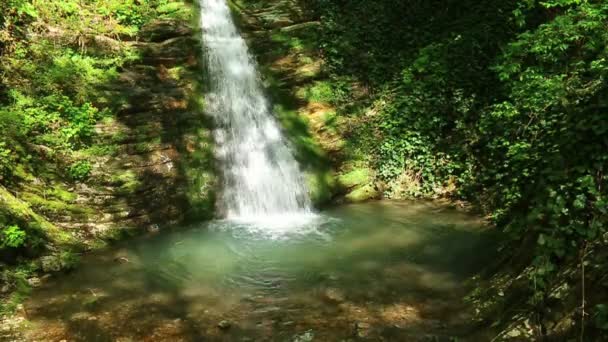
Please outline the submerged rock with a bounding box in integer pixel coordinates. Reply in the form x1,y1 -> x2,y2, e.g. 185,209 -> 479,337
218,320 -> 231,330
113,256 -> 130,263
355,322 -> 372,338
292,330 -> 314,342
147,224 -> 160,233
322,287 -> 345,303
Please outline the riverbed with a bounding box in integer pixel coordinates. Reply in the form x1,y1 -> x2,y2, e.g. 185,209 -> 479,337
24,201 -> 496,341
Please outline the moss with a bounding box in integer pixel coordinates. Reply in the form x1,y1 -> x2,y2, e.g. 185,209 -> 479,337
157,1 -> 192,21
179,127 -> 217,221
168,66 -> 187,81
344,183 -> 380,203
337,167 -> 372,189
300,81 -> 336,103
110,171 -> 142,194
110,130 -> 128,144
11,165 -> 31,182
0,262 -> 36,315
306,171 -> 337,206
87,238 -> 109,250
0,187 -> 73,246
47,186 -> 77,203
58,250 -> 81,270
81,144 -> 119,157
133,139 -> 162,154
20,192 -> 93,217
270,32 -> 305,52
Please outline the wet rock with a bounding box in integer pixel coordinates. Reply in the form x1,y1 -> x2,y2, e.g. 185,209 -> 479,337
322,287 -> 345,303
27,277 -> 41,288
292,330 -> 314,342
40,255 -> 62,272
114,256 -> 130,263
148,224 -> 160,233
218,320 -> 231,330
355,322 -> 371,338
345,184 -> 380,203
504,328 -> 523,338
70,312 -> 93,322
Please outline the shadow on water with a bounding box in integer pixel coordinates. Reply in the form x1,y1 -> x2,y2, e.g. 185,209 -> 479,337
24,201 -> 499,341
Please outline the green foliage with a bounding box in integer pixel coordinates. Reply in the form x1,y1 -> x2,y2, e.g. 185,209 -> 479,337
68,160 -> 92,182
0,0 -> 179,186
313,0 -> 608,334
58,250 -> 80,270
595,304 -> 608,331
0,0 -> 183,265
0,142 -> 14,180
1,224 -> 26,248
0,262 -> 35,314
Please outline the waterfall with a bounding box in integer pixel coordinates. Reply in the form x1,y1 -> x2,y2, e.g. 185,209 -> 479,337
200,0 -> 314,224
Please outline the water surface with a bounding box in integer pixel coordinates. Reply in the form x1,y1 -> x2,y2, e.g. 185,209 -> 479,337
25,201 -> 495,341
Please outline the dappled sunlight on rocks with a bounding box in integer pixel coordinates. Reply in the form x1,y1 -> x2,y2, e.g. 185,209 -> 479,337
24,201 -> 494,340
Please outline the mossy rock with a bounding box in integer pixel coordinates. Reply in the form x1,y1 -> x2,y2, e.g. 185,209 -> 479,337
0,186 -> 74,247
337,168 -> 372,190
344,184 -> 380,203
139,19 -> 192,43
306,171 -> 337,206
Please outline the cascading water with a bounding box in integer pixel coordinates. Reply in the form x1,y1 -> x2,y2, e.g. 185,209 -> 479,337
200,0 -> 315,228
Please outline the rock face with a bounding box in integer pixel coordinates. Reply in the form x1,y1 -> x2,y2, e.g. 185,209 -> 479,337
9,18 -> 217,252
73,18 -> 215,238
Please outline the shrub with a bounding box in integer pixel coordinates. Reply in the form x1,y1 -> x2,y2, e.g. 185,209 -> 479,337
68,160 -> 92,182
1,225 -> 27,249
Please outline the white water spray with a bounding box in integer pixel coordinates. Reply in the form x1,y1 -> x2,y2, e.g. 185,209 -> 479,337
200,0 -> 315,227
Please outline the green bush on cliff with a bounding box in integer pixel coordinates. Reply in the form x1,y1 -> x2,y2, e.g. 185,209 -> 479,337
0,1 -> 186,262
0,225 -> 26,249
68,160 -> 92,181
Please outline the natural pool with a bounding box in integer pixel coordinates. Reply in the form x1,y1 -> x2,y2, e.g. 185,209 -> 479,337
24,201 -> 497,341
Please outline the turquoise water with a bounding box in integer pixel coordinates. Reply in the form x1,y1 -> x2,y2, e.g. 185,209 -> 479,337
25,201 -> 496,341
